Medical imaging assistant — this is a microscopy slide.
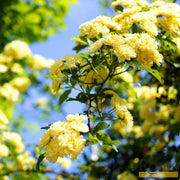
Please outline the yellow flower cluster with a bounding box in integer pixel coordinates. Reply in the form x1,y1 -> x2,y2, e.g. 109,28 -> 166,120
17,151 -> 36,170
0,64 -> 8,73
149,125 -> 168,138
0,83 -> 20,102
39,114 -> 89,163
130,125 -> 144,138
0,40 -> 53,177
50,54 -> 86,92
0,40 -> 54,102
2,131 -> 25,153
10,77 -> 30,93
117,171 -> 138,180
0,144 -> 9,158
78,0 -> 180,66
29,54 -> 54,70
88,33 -> 162,66
134,86 -> 157,103
131,85 -> 174,139
10,63 -> 24,74
79,15 -> 121,39
151,2 -> 180,36
56,157 -> 72,169
4,40 -> 31,60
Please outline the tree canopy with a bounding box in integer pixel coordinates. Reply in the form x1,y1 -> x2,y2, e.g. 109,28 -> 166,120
0,0 -> 76,50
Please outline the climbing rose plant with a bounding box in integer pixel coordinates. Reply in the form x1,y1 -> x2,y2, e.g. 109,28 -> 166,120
37,0 -> 180,179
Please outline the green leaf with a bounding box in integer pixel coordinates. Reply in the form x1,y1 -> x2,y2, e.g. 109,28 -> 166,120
115,5 -> 124,11
40,124 -> 51,130
73,44 -> 88,53
126,62 -> 162,83
86,133 -> 99,145
61,69 -> 71,76
70,77 -> 76,87
138,65 -> 162,83
112,144 -> 118,152
96,132 -> 112,145
59,89 -> 71,105
141,6 -> 150,12
76,92 -> 88,103
44,74 -> 59,80
112,140 -> 121,145
71,37 -> 86,44
36,153 -> 45,171
80,53 -> 89,60
91,122 -> 110,135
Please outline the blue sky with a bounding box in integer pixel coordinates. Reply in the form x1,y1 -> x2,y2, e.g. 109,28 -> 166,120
30,0 -> 104,59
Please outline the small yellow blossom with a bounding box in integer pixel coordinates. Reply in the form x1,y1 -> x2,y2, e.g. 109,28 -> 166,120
151,2 -> 180,17
149,125 -> 168,138
141,21 -> 158,36
10,77 -> 30,92
29,55 -> 54,70
66,114 -> 89,133
88,38 -> 104,54
36,98 -> 48,110
134,86 -> 157,102
80,67 -> 109,88
113,121 -> 126,135
39,130 -> 52,151
95,16 -> 121,31
79,19 -> 110,38
142,120 -> 153,133
0,83 -> 19,102
104,34 -> 136,61
136,33 -> 163,66
57,157 -> 72,169
140,105 -> 157,121
118,72 -> 133,84
117,171 -> 138,180
10,63 -> 24,74
130,126 -> 144,138
133,11 -> 157,23
112,14 -> 134,33
156,105 -> 170,121
50,54 -> 86,93
2,132 -> 24,153
17,151 -> 36,170
0,64 -> 8,73
0,144 -> 9,157
160,16 -> 180,35
110,92 -> 133,131
0,54 -> 12,63
4,40 -> 31,59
